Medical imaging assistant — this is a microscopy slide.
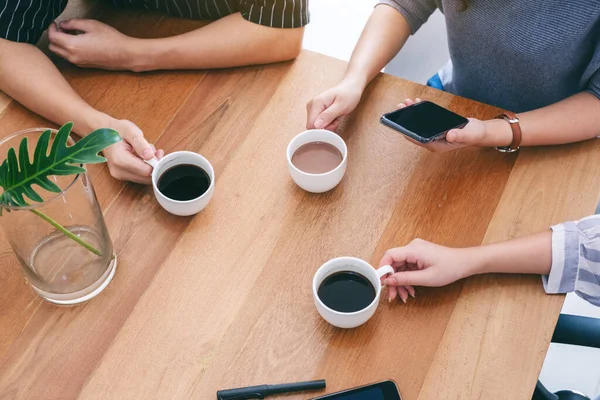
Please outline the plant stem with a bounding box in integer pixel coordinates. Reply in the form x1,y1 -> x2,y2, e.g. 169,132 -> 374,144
30,209 -> 103,257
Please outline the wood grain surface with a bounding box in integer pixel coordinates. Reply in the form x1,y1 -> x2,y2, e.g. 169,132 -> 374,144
1,10 -> 599,400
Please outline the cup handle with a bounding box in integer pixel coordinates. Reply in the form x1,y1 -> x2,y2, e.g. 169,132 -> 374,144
376,265 -> 395,282
144,157 -> 158,169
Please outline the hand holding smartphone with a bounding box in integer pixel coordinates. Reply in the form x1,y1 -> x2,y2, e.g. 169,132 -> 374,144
380,100 -> 468,143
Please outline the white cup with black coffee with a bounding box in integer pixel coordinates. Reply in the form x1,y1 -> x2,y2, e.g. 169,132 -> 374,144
313,257 -> 394,329
146,151 -> 214,216
287,129 -> 347,193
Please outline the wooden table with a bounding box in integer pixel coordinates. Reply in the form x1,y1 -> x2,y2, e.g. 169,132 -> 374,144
1,11 -> 600,400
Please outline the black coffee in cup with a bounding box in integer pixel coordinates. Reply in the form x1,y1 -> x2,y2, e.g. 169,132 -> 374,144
157,164 -> 210,201
317,271 -> 376,313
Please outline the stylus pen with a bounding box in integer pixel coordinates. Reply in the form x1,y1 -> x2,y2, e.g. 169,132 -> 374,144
217,379 -> 326,400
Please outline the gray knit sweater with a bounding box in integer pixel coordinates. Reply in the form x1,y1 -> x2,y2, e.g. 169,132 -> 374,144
379,0 -> 600,112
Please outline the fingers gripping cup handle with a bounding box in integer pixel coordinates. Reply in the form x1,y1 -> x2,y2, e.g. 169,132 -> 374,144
144,157 -> 158,169
377,265 -> 394,282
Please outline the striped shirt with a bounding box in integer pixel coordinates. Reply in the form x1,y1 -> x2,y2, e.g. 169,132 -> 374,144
378,0 -> 600,113
0,0 -> 309,45
544,215 -> 600,306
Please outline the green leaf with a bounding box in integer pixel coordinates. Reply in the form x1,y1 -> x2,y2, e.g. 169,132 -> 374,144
0,122 -> 122,207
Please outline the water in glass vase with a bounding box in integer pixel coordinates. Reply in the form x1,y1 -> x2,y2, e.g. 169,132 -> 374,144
25,226 -> 114,297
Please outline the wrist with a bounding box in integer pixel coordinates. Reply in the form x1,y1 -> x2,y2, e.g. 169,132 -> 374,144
481,119 -> 514,147
459,246 -> 490,278
79,110 -> 116,136
341,71 -> 369,91
124,38 -> 156,72
70,109 -> 108,136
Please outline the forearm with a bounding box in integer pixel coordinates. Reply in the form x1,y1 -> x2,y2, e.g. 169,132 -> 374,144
0,39 -> 107,136
342,4 -> 411,89
129,13 -> 303,71
481,92 -> 600,147
465,230 -> 553,276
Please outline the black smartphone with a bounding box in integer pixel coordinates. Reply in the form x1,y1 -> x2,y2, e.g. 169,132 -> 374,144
311,380 -> 401,400
380,100 -> 468,143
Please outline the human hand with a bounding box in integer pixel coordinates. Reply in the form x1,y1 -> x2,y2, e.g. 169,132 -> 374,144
396,98 -> 487,153
48,20 -> 138,71
306,78 -> 365,131
379,239 -> 476,303
102,119 -> 164,184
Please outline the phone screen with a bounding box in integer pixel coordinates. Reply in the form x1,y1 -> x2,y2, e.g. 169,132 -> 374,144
383,101 -> 468,140
312,381 -> 401,400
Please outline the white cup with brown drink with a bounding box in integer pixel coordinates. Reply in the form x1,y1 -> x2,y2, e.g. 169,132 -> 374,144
286,129 -> 347,193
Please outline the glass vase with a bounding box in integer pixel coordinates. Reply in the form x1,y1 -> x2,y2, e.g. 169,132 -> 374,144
0,128 -> 116,305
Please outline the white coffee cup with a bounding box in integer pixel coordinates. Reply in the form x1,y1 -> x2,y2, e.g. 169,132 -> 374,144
146,151 -> 215,216
312,257 -> 394,329
286,129 -> 348,193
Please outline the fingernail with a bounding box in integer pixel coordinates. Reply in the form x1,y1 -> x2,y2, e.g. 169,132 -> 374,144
314,118 -> 324,128
446,131 -> 455,141
401,296 -> 407,304
142,148 -> 154,159
388,297 -> 392,303
410,292 -> 416,298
